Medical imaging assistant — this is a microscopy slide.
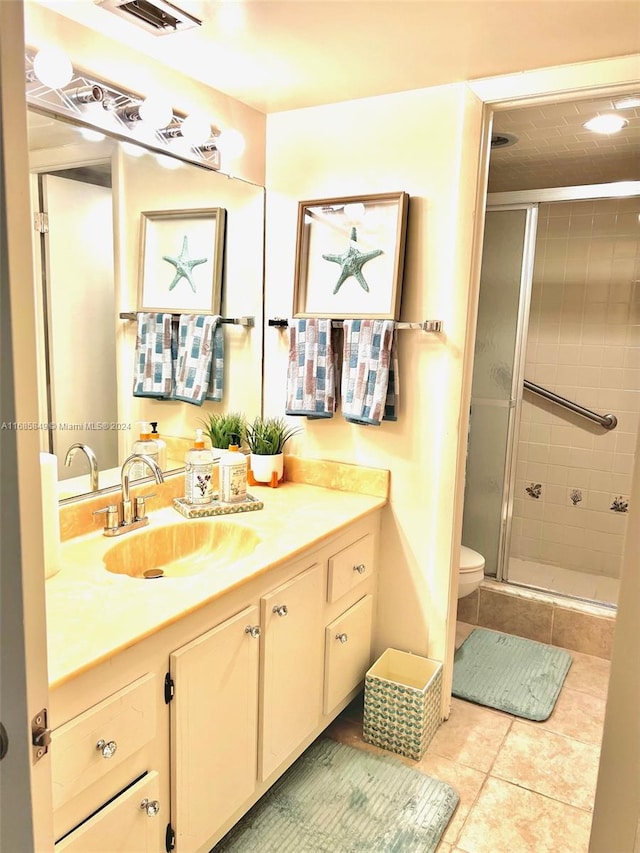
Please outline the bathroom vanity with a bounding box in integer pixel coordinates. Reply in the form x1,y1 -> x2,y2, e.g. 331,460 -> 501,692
46,481 -> 385,853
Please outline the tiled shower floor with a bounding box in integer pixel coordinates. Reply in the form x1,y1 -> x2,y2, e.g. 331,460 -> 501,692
325,622 -> 610,852
508,557 -> 620,606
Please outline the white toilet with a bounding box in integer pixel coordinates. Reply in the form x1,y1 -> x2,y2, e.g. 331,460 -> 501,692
458,545 -> 485,599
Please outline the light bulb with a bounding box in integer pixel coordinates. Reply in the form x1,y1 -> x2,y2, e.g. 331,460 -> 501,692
216,128 -> 245,159
32,47 -> 73,90
154,153 -> 182,170
583,114 -> 628,134
181,112 -> 212,146
79,128 -> 105,142
121,142 -> 146,158
138,95 -> 173,130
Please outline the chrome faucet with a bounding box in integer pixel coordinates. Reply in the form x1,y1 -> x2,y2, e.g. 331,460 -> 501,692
64,442 -> 99,491
93,453 -> 164,537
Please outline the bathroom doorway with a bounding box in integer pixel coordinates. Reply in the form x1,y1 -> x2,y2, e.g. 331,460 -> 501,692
461,90 -> 640,608
463,186 -> 640,608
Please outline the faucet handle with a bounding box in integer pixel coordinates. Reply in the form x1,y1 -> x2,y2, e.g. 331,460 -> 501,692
93,504 -> 119,531
134,494 -> 157,521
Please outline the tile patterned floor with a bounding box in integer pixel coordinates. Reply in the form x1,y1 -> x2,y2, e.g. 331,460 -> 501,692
325,622 -> 610,852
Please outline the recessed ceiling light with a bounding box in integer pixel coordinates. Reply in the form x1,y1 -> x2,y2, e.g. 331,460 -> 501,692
583,114 -> 629,134
614,96 -> 640,110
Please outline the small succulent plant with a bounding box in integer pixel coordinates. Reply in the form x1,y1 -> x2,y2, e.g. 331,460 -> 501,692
200,412 -> 247,450
244,416 -> 301,456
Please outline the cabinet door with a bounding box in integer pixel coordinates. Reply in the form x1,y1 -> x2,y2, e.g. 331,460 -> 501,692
55,772 -> 162,852
51,673 -> 156,812
324,595 -> 373,715
260,562 -> 324,781
170,605 -> 259,853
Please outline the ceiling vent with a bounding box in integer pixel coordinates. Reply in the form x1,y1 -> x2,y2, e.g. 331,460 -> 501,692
95,0 -> 202,35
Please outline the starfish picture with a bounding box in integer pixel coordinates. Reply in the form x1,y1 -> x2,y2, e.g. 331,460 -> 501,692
162,236 -> 208,292
322,227 -> 383,294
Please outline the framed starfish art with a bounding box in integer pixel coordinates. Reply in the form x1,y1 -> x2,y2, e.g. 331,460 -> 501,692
137,207 -> 226,314
293,192 -> 408,320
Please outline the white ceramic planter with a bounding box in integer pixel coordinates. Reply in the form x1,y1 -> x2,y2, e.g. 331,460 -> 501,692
250,452 -> 284,484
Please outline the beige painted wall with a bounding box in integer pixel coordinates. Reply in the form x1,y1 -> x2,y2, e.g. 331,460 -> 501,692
589,423 -> 640,851
264,84 -> 486,709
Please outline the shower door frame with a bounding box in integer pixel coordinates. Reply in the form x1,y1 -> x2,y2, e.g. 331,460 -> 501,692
487,180 -> 640,587
479,202 -> 539,582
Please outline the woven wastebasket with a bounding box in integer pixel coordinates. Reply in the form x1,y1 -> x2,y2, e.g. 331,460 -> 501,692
363,648 -> 442,761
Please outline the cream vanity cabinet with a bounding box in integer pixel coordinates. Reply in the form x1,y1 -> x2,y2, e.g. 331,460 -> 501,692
49,511 -> 380,853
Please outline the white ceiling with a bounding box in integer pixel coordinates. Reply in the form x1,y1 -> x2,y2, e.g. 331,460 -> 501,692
29,0 -> 640,192
490,94 -> 640,191
31,0 -> 640,114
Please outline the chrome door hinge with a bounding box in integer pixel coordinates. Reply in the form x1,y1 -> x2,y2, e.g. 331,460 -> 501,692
31,709 -> 51,762
33,212 -> 49,233
164,673 -> 174,704
165,822 -> 175,852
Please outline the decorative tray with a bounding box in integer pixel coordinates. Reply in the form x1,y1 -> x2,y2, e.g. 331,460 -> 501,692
173,494 -> 264,519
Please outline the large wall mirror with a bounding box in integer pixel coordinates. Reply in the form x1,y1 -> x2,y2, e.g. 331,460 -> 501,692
27,108 -> 265,502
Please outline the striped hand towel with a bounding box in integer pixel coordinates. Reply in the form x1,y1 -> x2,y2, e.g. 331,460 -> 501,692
205,322 -> 224,403
174,315 -> 222,406
132,312 -> 173,398
341,319 -> 398,425
285,318 -> 336,418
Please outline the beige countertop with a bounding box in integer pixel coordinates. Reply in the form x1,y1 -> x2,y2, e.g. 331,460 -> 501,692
46,480 -> 386,689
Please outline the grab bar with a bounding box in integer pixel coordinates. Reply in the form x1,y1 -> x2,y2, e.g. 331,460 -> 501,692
524,379 -> 617,430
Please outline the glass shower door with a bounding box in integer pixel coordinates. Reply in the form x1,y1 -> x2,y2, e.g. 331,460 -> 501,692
462,205 -> 538,577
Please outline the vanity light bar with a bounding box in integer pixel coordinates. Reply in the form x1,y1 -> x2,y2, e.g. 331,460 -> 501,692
24,48 -> 223,171
268,318 -> 443,332
120,312 -> 255,327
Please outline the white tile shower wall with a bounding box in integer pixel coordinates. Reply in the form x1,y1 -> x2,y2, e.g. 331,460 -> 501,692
512,197 -> 640,580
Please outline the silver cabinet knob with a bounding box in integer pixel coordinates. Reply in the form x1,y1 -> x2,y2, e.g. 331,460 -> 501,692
272,604 -> 288,617
336,633 -> 348,644
140,798 -> 160,817
96,739 -> 117,759
245,625 -> 261,639
353,563 -> 366,574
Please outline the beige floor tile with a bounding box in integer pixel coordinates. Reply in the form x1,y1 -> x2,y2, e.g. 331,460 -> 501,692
562,648 -> 611,700
521,685 -> 606,745
428,698 -> 513,773
456,621 -> 476,648
415,753 -> 486,847
491,721 -> 600,810
456,777 -> 592,853
435,842 -> 453,852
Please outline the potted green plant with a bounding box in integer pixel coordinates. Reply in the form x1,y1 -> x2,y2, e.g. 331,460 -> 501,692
244,416 -> 301,485
199,411 -> 246,455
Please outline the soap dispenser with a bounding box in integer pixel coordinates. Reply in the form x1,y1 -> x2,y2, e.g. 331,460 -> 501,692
149,422 -> 167,470
184,429 -> 214,505
219,434 -> 248,504
130,422 -> 159,480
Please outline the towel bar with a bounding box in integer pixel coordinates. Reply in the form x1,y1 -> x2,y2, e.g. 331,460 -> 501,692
120,312 -> 254,327
268,318 -> 442,332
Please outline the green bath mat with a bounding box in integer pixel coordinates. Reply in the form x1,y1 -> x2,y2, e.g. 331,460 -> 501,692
452,628 -> 572,721
214,737 -> 459,852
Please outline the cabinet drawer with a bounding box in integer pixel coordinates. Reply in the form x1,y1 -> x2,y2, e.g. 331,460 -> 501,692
55,771 -> 162,852
324,595 -> 373,715
51,673 -> 156,811
327,534 -> 375,603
